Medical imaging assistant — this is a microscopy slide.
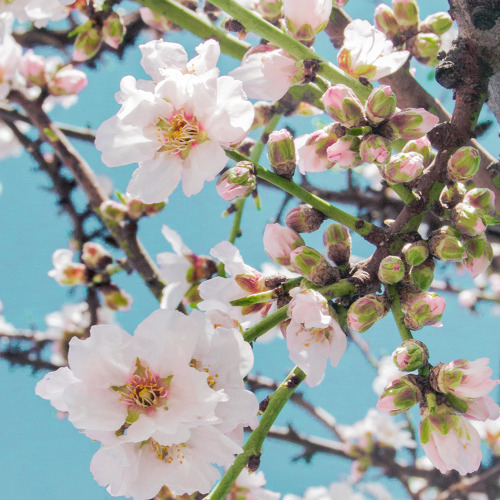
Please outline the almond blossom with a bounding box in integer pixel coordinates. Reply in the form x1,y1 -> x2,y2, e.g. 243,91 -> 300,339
283,288 -> 347,387
338,20 -> 409,81
95,39 -> 254,203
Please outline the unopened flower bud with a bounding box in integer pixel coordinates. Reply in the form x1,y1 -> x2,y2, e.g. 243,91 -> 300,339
19,49 -> 46,86
347,294 -> 388,332
290,246 -> 340,285
378,255 -> 405,284
463,188 -> 496,216
439,182 -> 466,209
451,203 -> 486,237
381,152 -> 424,184
401,136 -> 434,166
102,11 -> 126,49
48,65 -> 88,95
284,0 -> 332,45
447,146 -> 480,182
410,33 -> 441,66
366,85 -> 397,123
285,204 -> 325,233
402,241 -> 429,266
377,375 -> 422,414
216,161 -> 256,201
264,223 -> 305,269
420,12 -> 453,35
267,129 -> 296,180
323,223 -> 351,265
388,109 -> 438,140
81,242 -> 112,270
392,0 -> 419,31
326,136 -> 362,168
410,258 -> 435,290
428,226 -> 465,261
404,292 -> 445,330
321,84 -> 365,127
374,4 -> 399,38
463,234 -> 493,278
393,339 -> 429,371
100,200 -> 128,222
143,201 -> 165,217
359,135 -> 392,164
73,20 -> 103,61
99,284 -> 133,311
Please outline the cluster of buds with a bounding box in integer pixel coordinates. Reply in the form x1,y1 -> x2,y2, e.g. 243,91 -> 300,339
375,0 -> 453,66
72,12 -> 126,62
48,243 -> 132,311
313,83 -> 437,176
19,50 -> 88,96
100,195 -> 165,223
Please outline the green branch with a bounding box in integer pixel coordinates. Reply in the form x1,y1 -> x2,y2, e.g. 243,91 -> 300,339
387,284 -> 413,341
243,305 -> 289,342
206,366 -> 306,499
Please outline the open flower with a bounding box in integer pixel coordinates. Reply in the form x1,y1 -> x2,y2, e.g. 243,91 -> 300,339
95,40 -> 253,203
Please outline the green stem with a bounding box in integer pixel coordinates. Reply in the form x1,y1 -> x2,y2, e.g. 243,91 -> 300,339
206,366 -> 306,500
136,0 -> 249,59
388,183 -> 418,205
206,0 -> 372,100
226,150 -> 383,243
243,305 -> 289,342
317,279 -> 356,299
231,290 -> 276,306
387,284 -> 413,341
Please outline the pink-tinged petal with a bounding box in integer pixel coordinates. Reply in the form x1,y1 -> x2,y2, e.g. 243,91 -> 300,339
126,155 -> 182,203
95,116 -> 156,167
35,366 -> 79,412
181,141 -> 227,197
371,51 -> 411,80
159,281 -> 191,310
161,224 -> 192,256
464,396 -> 500,421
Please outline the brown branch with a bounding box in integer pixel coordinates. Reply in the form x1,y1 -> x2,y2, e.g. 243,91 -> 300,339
8,90 -> 166,302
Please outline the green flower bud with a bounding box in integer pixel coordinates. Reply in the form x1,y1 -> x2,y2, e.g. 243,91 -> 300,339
401,136 -> 434,166
439,182 -> 466,209
366,85 -> 397,124
410,33 -> 441,66
359,135 -> 392,164
73,20 -> 103,61
393,339 -> 429,371
404,292 -> 445,330
102,11 -> 126,50
377,375 -> 422,414
100,200 -> 128,223
392,0 -> 419,31
290,246 -> 340,285
463,188 -> 496,216
378,255 -> 405,284
267,129 -> 296,180
347,294 -> 389,333
216,161 -> 256,201
402,241 -> 429,266
428,226 -> 465,261
451,203 -> 486,237
381,152 -> 424,184
285,204 -> 325,233
410,258 -> 435,290
374,4 -> 400,38
447,146 -> 480,182
463,234 -> 493,278
323,223 -> 351,265
420,12 -> 453,35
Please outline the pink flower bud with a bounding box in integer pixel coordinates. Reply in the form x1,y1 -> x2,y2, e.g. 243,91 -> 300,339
392,0 -> 419,30
19,49 -> 46,86
216,161 -> 256,201
420,12 -> 453,36
447,146 -> 480,182
81,242 -> 112,270
401,135 -> 434,166
285,204 -> 325,233
451,203 -> 486,237
430,358 -> 500,399
462,234 -> 493,278
378,255 -> 405,284
347,294 -> 388,332
99,284 -> 133,312
359,135 -> 392,164
323,223 -> 351,265
321,84 -> 365,127
393,339 -> 428,371
463,188 -> 496,216
102,11 -> 126,50
290,246 -> 340,285
375,4 -> 399,37
377,375 -> 422,414
388,108 -> 439,140
365,85 -> 397,124
404,292 -> 446,330
381,152 -> 424,184
263,223 -> 305,269
48,65 -> 88,95
410,33 -> 441,66
267,129 -> 296,180
326,136 -> 362,168
428,226 -> 465,261
73,20 -> 103,62
48,249 -> 87,286
402,241 -> 429,266
283,0 -> 332,44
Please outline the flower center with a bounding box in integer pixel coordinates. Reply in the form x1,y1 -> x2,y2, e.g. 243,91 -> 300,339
155,111 -> 202,159
303,327 -> 329,347
151,440 -> 186,465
